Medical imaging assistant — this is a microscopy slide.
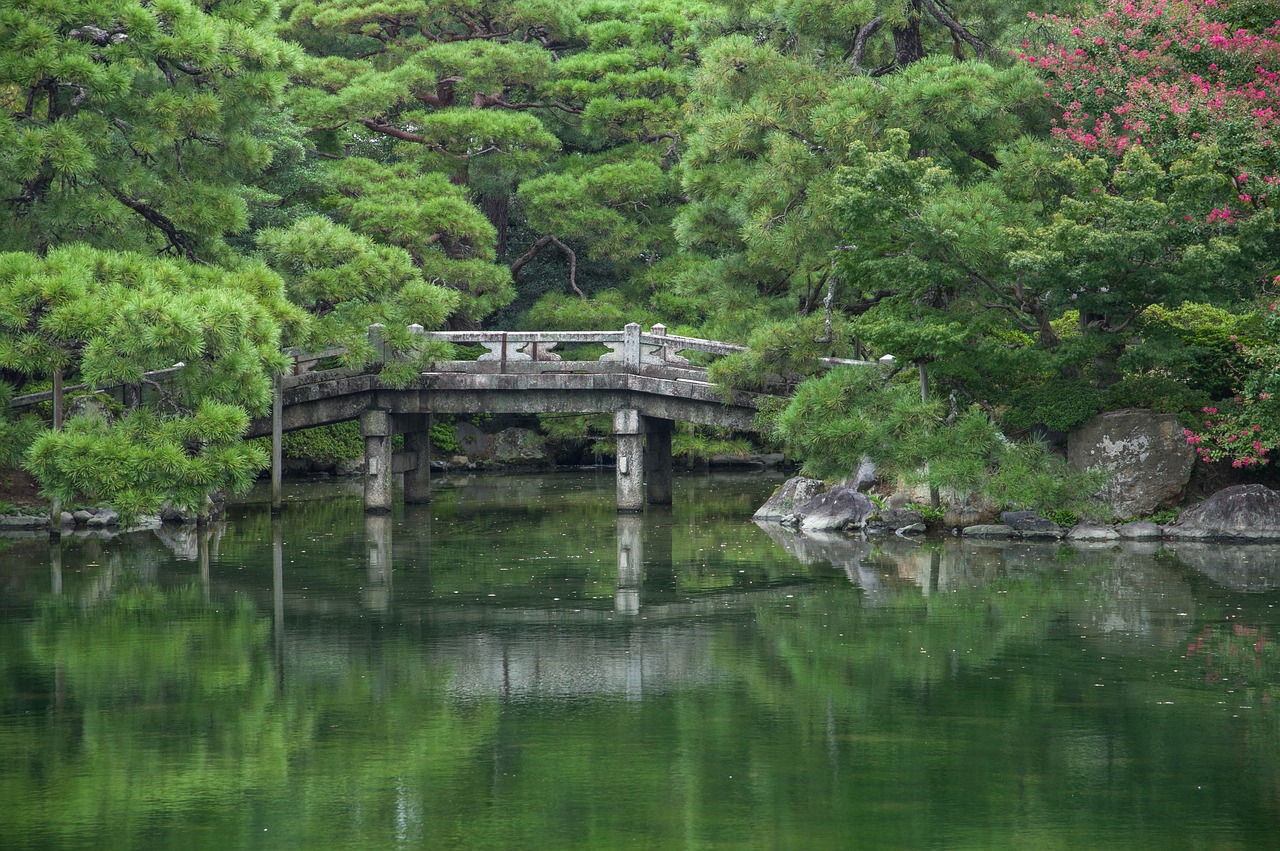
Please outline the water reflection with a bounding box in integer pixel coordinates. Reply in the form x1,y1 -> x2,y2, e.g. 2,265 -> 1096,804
4,475 -> 1280,849
615,514 -> 642,615
365,513 -> 393,612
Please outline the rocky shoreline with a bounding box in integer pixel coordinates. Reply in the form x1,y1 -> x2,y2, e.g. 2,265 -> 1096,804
754,478 -> 1280,543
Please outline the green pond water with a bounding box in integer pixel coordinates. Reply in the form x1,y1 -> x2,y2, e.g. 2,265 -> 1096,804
3,471 -> 1280,849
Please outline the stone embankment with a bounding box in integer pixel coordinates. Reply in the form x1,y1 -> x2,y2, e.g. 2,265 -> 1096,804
0,501 -> 218,536
754,477 -> 1280,543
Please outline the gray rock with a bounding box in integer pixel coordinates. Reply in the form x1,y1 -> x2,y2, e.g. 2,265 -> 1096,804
1117,521 -> 1161,540
897,523 -> 927,536
963,524 -> 1015,538
794,486 -> 876,532
1170,484 -> 1280,540
153,524 -> 198,559
72,509 -> 94,524
869,508 -> 926,531
159,503 -> 198,524
754,477 -> 827,521
1019,527 -> 1066,540
944,493 -> 1000,528
1163,541 -> 1280,591
708,453 -> 766,470
850,456 -> 878,491
67,394 -> 112,421
0,514 -> 49,530
60,511 -> 74,526
1000,510 -> 1063,537
86,508 -> 120,527
884,490 -> 914,509
1067,409 -> 1195,518
490,428 -> 549,464
1068,523 -> 1120,542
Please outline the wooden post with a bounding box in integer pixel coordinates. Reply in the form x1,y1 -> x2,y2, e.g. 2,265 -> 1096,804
271,373 -> 283,515
919,363 -> 940,511
272,515 -> 284,691
49,367 -> 63,540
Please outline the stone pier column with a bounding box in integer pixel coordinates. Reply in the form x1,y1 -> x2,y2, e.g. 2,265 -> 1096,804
403,421 -> 432,504
644,417 -> 674,505
614,409 -> 646,512
361,409 -> 393,514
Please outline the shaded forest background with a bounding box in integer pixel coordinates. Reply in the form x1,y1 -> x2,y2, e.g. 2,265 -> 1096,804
1,0 -> 1278,517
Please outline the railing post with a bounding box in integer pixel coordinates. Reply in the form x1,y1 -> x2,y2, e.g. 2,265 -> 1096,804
369,323 -> 386,365
649,324 -> 666,362
624,323 -> 641,370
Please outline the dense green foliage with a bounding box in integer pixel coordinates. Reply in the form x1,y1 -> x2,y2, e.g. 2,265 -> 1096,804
2,0 -> 1278,515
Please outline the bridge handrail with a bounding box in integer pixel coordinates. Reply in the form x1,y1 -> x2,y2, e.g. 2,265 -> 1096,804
9,322 -> 889,414
414,330 -> 625,344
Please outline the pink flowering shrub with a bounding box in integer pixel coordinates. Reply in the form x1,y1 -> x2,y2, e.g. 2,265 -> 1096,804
1020,0 -> 1280,176
1185,295 -> 1280,464
1022,1 -> 1280,467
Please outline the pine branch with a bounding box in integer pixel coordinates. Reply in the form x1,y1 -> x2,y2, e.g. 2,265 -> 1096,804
510,233 -> 584,298
106,188 -> 200,262
919,0 -> 986,60
849,17 -> 883,73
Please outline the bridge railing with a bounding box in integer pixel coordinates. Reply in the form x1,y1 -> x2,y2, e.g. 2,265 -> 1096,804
10,322 -> 892,413
401,322 -> 745,370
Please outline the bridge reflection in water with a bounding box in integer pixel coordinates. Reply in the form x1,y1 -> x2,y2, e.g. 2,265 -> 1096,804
35,499 -> 1280,702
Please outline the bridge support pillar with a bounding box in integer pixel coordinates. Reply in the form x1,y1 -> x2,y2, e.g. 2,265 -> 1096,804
614,409 -> 645,512
644,418 -> 674,505
401,414 -> 432,504
361,409 -> 393,514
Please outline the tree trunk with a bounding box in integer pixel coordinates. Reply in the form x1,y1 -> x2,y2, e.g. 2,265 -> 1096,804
892,1 -> 925,68
481,193 -> 509,256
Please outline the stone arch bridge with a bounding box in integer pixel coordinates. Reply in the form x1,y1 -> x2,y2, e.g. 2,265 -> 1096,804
13,323 -> 885,513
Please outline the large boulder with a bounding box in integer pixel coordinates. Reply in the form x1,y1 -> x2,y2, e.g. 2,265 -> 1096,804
794,486 -> 877,532
753,476 -> 827,521
454,424 -> 549,465
1171,484 -> 1280,540
490,428 -> 549,464
1067,408 -> 1195,518
943,492 -> 1000,529
1068,523 -> 1120,542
